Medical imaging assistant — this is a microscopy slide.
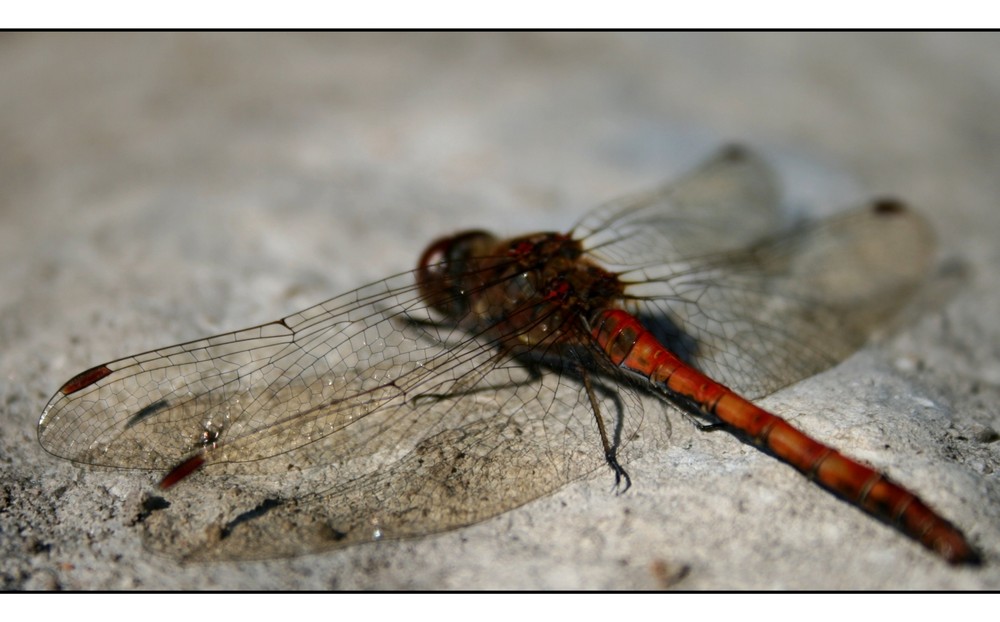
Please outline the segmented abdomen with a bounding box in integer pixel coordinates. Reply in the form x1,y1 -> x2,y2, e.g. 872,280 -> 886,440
591,308 -> 978,565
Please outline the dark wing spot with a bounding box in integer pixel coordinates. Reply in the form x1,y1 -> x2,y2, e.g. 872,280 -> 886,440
60,365 -> 113,395
719,143 -> 749,161
158,453 -> 206,489
872,197 -> 908,215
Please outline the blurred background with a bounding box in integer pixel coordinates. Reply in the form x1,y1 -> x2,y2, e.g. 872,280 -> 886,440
1,33 -> 998,589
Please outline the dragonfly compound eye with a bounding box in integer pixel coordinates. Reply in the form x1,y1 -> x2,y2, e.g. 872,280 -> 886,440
416,229 -> 497,320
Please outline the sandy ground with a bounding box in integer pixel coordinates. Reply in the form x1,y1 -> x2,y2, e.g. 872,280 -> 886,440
2,33 -> 999,590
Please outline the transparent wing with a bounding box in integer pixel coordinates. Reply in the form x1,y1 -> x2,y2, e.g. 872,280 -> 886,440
39,273 -> 437,471
142,372 -> 650,561
576,145 -> 933,397
574,144 -> 783,265
38,269 -> 650,560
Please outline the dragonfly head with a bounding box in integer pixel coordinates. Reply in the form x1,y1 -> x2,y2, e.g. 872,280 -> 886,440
417,229 -> 498,320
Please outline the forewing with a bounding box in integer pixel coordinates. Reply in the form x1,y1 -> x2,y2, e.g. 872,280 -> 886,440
37,271 -> 513,472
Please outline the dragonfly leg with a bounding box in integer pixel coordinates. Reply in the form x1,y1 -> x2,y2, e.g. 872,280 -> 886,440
581,369 -> 632,493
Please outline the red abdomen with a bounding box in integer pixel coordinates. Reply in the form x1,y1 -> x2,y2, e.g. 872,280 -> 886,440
591,308 -> 979,565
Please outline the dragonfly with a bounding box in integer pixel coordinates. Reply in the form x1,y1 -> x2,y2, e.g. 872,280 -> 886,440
37,145 -> 979,564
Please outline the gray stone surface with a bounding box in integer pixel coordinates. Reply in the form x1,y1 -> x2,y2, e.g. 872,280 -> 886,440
2,33 -> 998,590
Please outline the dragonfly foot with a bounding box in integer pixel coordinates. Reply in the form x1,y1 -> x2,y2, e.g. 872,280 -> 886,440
695,421 -> 725,432
606,452 -> 632,494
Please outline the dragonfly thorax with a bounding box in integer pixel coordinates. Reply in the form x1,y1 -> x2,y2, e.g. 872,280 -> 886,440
417,230 -> 624,350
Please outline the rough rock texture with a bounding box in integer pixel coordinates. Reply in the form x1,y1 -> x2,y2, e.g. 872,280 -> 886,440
2,33 -> 998,589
